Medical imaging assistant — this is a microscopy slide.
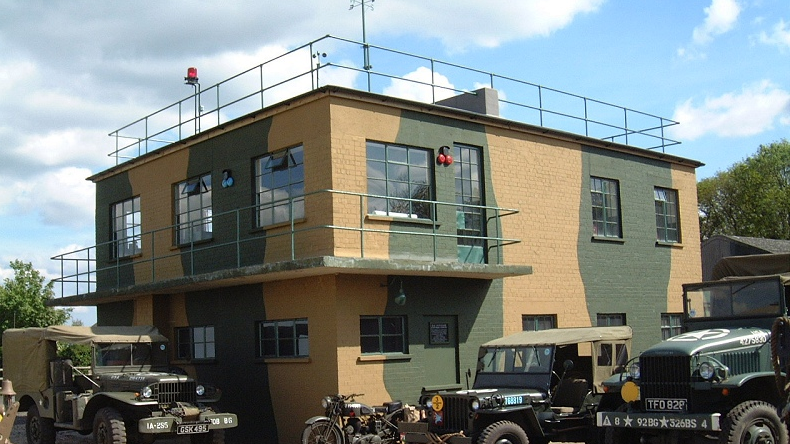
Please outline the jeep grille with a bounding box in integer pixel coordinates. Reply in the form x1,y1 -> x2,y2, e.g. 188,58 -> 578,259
153,381 -> 197,407
429,395 -> 470,433
640,355 -> 692,410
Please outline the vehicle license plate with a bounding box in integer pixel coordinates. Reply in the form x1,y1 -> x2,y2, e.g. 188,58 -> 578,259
176,423 -> 210,435
645,398 -> 687,411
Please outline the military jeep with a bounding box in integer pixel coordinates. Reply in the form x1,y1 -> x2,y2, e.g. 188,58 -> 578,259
400,326 -> 632,444
3,325 -> 237,444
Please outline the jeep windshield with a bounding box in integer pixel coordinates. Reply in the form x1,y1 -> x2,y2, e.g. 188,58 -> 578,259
684,276 -> 785,330
474,345 -> 554,391
95,342 -> 168,370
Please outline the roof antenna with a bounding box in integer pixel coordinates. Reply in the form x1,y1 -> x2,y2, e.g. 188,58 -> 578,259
349,0 -> 375,89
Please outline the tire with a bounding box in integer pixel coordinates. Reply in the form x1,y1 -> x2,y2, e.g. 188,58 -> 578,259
94,407 -> 128,444
477,421 -> 529,444
719,400 -> 788,444
191,430 -> 225,444
302,420 -> 343,444
26,404 -> 56,444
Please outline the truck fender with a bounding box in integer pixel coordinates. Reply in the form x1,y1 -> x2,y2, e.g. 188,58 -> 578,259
477,405 -> 544,438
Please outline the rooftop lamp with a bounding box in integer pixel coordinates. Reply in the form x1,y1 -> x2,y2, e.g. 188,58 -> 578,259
185,67 -> 199,85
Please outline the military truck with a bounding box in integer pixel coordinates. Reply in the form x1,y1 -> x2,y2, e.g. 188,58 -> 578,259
399,326 -> 632,444
3,325 -> 237,444
597,254 -> 790,444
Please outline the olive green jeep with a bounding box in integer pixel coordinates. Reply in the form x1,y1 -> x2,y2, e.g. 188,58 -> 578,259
3,325 -> 237,444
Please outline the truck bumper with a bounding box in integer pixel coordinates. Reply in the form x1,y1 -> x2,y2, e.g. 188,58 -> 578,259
597,411 -> 721,432
138,412 -> 238,434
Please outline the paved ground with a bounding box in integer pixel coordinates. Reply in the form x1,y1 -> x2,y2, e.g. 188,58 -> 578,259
9,412 -> 189,444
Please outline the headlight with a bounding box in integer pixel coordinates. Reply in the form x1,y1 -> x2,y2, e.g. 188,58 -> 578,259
426,399 -> 433,410
470,398 -> 480,411
196,385 -> 206,396
321,396 -> 333,409
141,386 -> 153,399
699,362 -> 715,380
629,362 -> 641,379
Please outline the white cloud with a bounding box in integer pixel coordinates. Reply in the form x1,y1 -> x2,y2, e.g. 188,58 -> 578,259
759,19 -> 790,51
382,67 -> 456,103
670,80 -> 790,140
692,0 -> 741,45
0,167 -> 95,229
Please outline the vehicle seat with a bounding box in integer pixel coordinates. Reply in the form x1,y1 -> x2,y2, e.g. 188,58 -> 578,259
551,378 -> 590,414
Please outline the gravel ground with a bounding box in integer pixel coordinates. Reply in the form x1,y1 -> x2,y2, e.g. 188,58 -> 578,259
8,412 -> 189,444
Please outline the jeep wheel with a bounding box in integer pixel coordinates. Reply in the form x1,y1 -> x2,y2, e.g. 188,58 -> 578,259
720,400 -> 788,444
191,430 -> 225,444
94,407 -> 127,444
477,421 -> 529,444
26,404 -> 56,444
302,420 -> 343,444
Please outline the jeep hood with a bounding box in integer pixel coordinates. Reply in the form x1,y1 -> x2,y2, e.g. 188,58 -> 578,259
641,328 -> 770,356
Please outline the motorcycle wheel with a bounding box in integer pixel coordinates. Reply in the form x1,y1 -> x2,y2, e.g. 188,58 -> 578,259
302,420 -> 343,444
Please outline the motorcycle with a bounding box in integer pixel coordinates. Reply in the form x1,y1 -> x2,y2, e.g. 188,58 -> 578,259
302,393 -> 405,444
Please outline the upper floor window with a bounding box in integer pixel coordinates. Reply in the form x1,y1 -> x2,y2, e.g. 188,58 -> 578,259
174,174 -> 212,244
255,146 -> 305,227
591,177 -> 621,238
661,313 -> 682,340
176,325 -> 215,360
655,187 -> 680,243
366,141 -> 432,219
111,196 -> 141,258
360,315 -> 408,354
257,318 -> 309,358
522,314 -> 556,331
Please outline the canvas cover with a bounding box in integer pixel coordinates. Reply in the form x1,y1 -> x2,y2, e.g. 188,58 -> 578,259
711,253 -> 790,283
482,326 -> 633,348
2,325 -> 167,395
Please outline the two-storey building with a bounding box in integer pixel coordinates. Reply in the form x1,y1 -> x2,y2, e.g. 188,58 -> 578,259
53,36 -> 702,443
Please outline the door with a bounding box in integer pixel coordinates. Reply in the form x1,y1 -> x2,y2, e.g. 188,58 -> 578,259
454,144 -> 486,263
423,315 -> 460,387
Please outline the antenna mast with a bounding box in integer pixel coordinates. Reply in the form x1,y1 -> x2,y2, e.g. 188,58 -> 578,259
349,0 -> 375,73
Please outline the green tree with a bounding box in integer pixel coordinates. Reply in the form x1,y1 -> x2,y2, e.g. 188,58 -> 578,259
0,260 -> 71,361
699,139 -> 790,240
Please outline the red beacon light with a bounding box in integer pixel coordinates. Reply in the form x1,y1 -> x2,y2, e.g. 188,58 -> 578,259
185,67 -> 199,85
437,146 -> 453,166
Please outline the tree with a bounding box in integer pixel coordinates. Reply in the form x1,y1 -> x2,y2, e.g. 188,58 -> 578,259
0,260 -> 71,361
698,139 -> 790,240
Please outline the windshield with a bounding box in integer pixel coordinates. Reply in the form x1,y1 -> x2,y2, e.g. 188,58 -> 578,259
685,279 -> 783,320
95,342 -> 168,368
479,346 -> 553,374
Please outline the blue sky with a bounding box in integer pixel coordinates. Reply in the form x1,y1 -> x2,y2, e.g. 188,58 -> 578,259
0,0 -> 788,326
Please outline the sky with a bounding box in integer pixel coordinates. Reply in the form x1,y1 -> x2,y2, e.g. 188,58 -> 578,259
0,0 -> 788,326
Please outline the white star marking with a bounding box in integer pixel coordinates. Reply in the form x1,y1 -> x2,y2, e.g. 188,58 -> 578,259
660,416 -> 668,427
624,415 -> 633,427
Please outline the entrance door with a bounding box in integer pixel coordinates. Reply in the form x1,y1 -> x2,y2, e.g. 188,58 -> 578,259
423,315 -> 459,387
454,144 -> 486,264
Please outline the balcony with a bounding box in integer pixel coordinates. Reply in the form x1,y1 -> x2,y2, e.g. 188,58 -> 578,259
52,190 -> 527,300
107,35 -> 679,166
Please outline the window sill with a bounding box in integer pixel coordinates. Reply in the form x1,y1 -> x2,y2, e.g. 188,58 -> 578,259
260,357 -> 310,364
171,359 -> 217,365
591,236 -> 625,244
107,252 -> 142,263
366,214 -> 437,226
656,241 -> 683,248
251,217 -> 306,233
358,354 -> 412,363
171,238 -> 214,250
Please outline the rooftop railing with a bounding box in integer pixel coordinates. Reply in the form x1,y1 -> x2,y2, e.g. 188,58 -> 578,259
51,189 -> 520,298
108,35 -> 679,165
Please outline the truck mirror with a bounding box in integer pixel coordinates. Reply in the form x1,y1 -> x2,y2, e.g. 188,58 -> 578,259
563,359 -> 574,372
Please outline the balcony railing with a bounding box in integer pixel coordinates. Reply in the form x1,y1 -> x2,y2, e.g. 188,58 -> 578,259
108,35 -> 679,165
52,189 -> 520,298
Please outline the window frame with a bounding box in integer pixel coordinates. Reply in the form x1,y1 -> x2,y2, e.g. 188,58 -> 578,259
597,313 -> 626,327
655,187 -> 680,243
256,318 -> 309,358
521,314 -> 557,331
591,176 -> 622,239
174,173 -> 213,245
255,145 -> 305,228
661,313 -> 683,340
366,141 -> 434,220
111,196 -> 141,259
359,315 -> 408,355
175,325 -> 216,361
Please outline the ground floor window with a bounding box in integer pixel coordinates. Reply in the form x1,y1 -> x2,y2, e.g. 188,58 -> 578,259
661,313 -> 682,340
522,314 -> 557,331
597,313 -> 626,326
176,325 -> 215,360
257,318 -> 309,358
360,315 -> 407,354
